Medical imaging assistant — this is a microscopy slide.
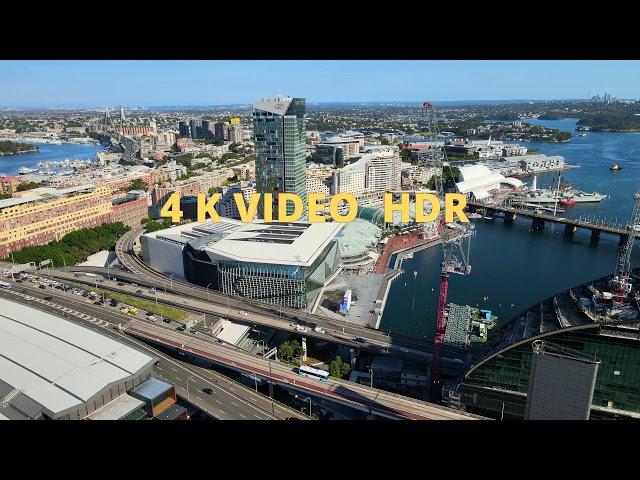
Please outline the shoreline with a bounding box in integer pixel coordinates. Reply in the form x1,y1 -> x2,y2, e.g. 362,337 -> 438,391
0,148 -> 38,157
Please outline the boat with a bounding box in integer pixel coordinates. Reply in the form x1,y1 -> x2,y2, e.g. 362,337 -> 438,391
578,133 -> 587,137
17,167 -> 38,175
467,212 -> 483,219
610,163 -> 622,171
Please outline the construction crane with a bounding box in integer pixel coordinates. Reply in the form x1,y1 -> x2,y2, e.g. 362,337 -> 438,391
610,190 -> 640,306
421,101 -> 458,196
431,223 -> 474,402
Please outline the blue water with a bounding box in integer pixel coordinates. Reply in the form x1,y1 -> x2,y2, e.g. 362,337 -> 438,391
380,118 -> 640,340
0,143 -> 104,176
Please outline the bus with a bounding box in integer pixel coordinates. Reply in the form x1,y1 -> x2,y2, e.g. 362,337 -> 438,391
0,281 -> 12,290
296,365 -> 329,382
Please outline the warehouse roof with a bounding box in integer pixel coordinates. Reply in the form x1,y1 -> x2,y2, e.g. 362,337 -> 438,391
0,298 -> 154,419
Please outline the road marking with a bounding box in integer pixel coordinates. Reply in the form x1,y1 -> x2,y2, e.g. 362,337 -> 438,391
230,401 -> 239,407
239,413 -> 246,419
215,400 -> 222,405
218,410 -> 226,416
253,414 -> 261,419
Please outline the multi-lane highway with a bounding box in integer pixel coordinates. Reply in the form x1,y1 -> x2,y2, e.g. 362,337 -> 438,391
122,318 -> 484,420
52,227 -> 466,365
0,282 -> 308,420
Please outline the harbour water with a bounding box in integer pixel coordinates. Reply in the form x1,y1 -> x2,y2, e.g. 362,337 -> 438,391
0,142 -> 103,176
380,118 -> 640,340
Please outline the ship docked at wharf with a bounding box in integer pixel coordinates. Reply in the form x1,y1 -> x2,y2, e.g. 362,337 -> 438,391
508,173 -> 606,205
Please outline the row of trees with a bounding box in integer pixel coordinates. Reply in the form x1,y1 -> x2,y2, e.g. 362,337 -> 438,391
6,222 -> 129,266
0,140 -> 36,154
142,216 -> 173,233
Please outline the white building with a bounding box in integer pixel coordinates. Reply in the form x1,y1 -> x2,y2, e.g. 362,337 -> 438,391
332,146 -> 401,197
455,164 -> 523,201
318,136 -> 361,158
306,177 -> 330,196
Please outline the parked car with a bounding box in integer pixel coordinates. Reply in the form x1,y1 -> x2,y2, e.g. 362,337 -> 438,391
354,337 -> 366,343
136,289 -> 143,295
117,282 -> 125,286
39,285 -> 46,289
43,296 -> 53,301
202,388 -> 214,395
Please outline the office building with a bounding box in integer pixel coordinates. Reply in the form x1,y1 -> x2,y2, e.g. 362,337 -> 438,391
228,123 -> 242,143
311,144 -> 344,167
189,119 -> 202,140
215,182 -> 257,220
317,136 -> 361,159
178,121 -> 190,137
141,219 -> 342,309
214,122 -> 228,141
0,184 -> 112,259
253,96 -> 307,219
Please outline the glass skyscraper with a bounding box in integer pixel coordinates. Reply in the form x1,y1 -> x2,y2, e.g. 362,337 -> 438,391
253,96 -> 307,219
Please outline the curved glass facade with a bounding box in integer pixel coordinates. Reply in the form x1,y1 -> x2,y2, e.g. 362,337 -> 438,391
357,207 -> 386,228
461,326 -> 640,419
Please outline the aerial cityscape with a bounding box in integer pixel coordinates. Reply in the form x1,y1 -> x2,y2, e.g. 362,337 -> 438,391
1,60 -> 639,421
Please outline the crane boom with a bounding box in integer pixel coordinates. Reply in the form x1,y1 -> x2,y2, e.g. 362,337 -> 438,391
610,190 -> 640,305
431,223 -> 474,402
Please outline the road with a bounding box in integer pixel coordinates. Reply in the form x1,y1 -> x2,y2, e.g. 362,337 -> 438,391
122,318 -> 485,420
0,282 -> 307,420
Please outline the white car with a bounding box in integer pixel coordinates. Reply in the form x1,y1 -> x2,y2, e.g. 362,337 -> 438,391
146,315 -> 157,322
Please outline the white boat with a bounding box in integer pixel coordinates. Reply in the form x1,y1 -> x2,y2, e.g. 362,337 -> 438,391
467,212 -> 483,219
17,167 -> 38,175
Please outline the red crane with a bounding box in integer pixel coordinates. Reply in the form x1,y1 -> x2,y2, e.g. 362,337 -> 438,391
431,223 -> 474,402
610,190 -> 640,305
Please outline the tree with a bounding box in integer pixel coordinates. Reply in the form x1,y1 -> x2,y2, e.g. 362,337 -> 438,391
221,152 -> 239,162
228,142 -> 240,153
379,136 -> 390,145
128,178 -> 148,191
144,220 -> 164,233
329,356 -> 351,379
278,339 -> 305,364
16,181 -> 41,192
0,193 -> 12,200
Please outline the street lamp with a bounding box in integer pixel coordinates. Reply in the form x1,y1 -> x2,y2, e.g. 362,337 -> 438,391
295,394 -> 312,417
256,339 -> 266,357
186,376 -> 197,402
206,282 -> 213,301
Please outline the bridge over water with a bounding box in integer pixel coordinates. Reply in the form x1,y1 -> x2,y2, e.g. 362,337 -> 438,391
467,201 -> 639,244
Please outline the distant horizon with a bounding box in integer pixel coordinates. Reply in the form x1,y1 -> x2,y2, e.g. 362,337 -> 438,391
1,60 -> 639,107
0,98 -> 631,111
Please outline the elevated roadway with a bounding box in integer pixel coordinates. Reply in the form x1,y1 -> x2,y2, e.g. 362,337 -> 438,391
122,319 -> 485,420
1,282 -> 308,420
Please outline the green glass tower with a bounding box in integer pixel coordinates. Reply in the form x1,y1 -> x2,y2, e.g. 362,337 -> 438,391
253,96 -> 307,219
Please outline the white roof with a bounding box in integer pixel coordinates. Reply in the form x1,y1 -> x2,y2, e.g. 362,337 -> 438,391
253,96 -> 293,116
204,221 -> 343,266
0,298 -> 154,418
215,320 -> 250,346
86,393 -> 144,420
145,219 -> 343,267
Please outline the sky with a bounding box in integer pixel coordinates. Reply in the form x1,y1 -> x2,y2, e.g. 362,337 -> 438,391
0,60 -> 639,107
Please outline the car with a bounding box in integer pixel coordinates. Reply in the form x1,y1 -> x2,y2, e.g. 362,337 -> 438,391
202,388 -> 214,395
354,337 -> 366,343
117,282 -> 125,286
154,360 -> 161,366
136,289 -> 143,295
162,318 -> 171,323
147,315 -> 157,322
39,285 -> 46,289
74,273 -> 80,277
43,296 -> 53,301
15,279 -> 23,283
176,325 -> 186,331
189,328 -> 198,334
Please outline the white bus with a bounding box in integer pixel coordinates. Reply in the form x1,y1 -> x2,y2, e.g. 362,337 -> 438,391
297,365 -> 329,382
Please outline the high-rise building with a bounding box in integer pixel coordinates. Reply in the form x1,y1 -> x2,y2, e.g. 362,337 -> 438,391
189,119 -> 202,139
214,122 -> 228,141
253,96 -> 307,218
228,123 -> 242,144
178,121 -> 190,137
